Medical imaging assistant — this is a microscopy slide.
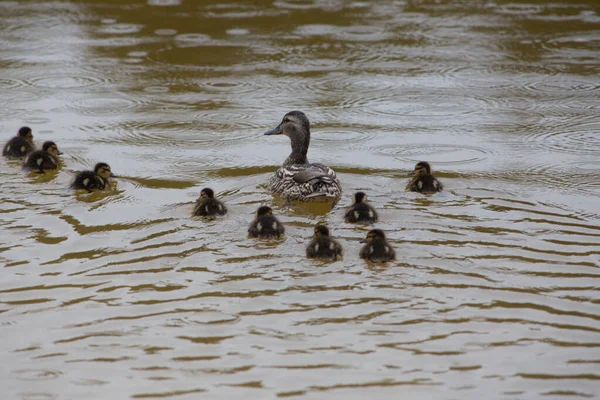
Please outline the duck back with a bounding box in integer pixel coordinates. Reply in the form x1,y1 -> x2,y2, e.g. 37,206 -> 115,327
306,236 -> 342,260
248,215 -> 285,238
193,198 -> 227,217
345,202 -> 378,223
360,239 -> 395,262
410,174 -> 443,193
23,151 -> 58,172
3,137 -> 34,158
71,171 -> 106,190
270,163 -> 341,202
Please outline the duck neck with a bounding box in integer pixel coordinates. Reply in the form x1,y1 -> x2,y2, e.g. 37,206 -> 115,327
283,128 -> 309,166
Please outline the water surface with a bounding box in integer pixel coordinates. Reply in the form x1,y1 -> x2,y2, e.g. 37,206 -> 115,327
1,1 -> 600,399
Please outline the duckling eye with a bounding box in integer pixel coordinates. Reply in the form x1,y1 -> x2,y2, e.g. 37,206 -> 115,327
282,118 -> 290,123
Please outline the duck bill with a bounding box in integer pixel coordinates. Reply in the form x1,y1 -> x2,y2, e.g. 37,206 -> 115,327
57,150 -> 64,155
110,173 -> 116,177
360,239 -> 367,244
264,125 -> 282,135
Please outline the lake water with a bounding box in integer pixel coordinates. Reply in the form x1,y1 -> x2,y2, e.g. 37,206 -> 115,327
1,1 -> 599,399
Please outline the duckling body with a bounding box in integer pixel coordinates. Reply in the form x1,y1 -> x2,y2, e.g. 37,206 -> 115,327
408,161 -> 443,193
23,141 -> 61,172
71,162 -> 114,191
3,127 -> 34,158
248,206 -> 285,238
345,192 -> 378,223
193,188 -> 227,217
264,111 -> 342,203
359,229 -> 395,262
306,225 -> 343,260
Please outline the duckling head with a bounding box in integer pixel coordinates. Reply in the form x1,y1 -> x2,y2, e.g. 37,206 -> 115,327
256,205 -> 273,218
354,191 -> 367,203
313,224 -> 330,238
200,187 -> 215,200
94,162 -> 114,179
360,229 -> 386,244
42,141 -> 62,157
414,161 -> 432,176
18,126 -> 33,142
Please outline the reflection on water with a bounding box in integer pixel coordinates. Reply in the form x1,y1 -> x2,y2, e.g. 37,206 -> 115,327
1,0 -> 600,398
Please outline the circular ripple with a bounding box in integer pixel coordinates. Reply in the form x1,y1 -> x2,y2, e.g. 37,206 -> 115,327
12,369 -> 62,381
196,78 -> 258,94
375,143 -> 493,165
155,29 -> 177,36
193,110 -> 258,129
20,394 -> 57,400
69,97 -> 145,115
148,0 -> 181,5
175,33 -> 212,44
22,117 -> 51,124
227,28 -> 249,36
0,78 -> 27,90
100,120 -> 250,148
524,119 -> 600,155
312,129 -> 377,143
522,78 -> 598,94
27,74 -> 109,89
98,23 -> 144,35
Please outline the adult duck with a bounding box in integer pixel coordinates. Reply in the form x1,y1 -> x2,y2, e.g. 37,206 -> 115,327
264,111 -> 341,203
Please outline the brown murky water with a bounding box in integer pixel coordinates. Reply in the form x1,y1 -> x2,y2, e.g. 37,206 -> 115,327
1,0 -> 600,398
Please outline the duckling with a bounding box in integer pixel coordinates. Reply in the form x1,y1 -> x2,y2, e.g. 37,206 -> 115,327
407,161 -> 443,193
192,187 -> 227,217
71,162 -> 114,191
23,141 -> 62,173
344,192 -> 378,223
3,126 -> 35,158
306,225 -> 343,260
359,229 -> 395,262
264,111 -> 342,203
248,206 -> 285,238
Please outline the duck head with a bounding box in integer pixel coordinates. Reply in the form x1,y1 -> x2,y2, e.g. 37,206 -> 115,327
199,187 -> 215,200
354,191 -> 367,204
360,229 -> 386,244
413,161 -> 432,176
18,126 -> 33,143
256,205 -> 273,218
264,111 -> 310,165
42,141 -> 62,156
94,162 -> 115,179
313,224 -> 330,238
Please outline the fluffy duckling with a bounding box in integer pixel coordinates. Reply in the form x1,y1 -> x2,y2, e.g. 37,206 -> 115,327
344,192 -> 378,223
192,187 -> 227,217
264,110 -> 342,203
359,229 -> 395,262
3,126 -> 35,158
23,141 -> 62,173
71,162 -> 114,191
306,225 -> 343,260
408,161 -> 443,193
248,206 -> 285,238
